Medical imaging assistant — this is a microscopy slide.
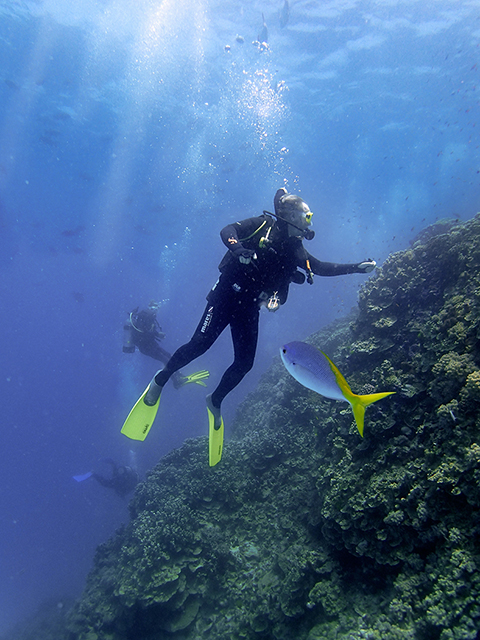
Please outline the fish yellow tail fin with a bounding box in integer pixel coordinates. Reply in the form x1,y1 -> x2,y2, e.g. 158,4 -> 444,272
349,392 -> 396,437
320,351 -> 395,437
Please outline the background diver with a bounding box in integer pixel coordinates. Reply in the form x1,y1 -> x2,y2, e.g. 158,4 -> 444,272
121,187 -> 377,465
123,301 -> 209,389
73,458 -> 139,498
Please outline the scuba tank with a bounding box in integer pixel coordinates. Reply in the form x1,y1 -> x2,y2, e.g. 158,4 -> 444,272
122,322 -> 135,353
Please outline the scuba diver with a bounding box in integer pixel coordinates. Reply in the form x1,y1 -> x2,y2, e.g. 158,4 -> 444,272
121,187 -> 377,466
73,458 -> 139,498
92,459 -> 138,498
123,301 -> 209,389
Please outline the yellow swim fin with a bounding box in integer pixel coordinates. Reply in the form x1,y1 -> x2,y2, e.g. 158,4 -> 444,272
207,395 -> 224,467
174,369 -> 210,389
177,370 -> 210,388
121,383 -> 161,441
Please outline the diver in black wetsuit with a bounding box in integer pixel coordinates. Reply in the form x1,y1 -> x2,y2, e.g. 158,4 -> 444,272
144,187 -> 376,423
92,459 -> 139,498
123,303 -> 208,389
123,304 -> 168,360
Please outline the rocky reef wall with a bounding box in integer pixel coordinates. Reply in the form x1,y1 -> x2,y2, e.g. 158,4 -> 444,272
65,215 -> 480,640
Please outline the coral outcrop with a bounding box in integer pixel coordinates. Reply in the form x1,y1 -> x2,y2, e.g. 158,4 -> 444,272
63,215 -> 480,640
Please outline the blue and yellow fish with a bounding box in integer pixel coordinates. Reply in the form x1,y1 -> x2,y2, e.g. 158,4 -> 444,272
280,341 -> 395,436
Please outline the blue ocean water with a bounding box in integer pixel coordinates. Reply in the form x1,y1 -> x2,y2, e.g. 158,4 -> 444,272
0,0 -> 478,632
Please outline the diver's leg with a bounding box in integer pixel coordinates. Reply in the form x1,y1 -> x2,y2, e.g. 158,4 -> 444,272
136,340 -> 185,388
137,338 -> 172,364
152,301 -> 229,388
92,473 -> 115,489
209,305 -> 259,409
144,301 -> 228,406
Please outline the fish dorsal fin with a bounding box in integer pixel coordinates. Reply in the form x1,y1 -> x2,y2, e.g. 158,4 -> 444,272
321,351 -> 354,400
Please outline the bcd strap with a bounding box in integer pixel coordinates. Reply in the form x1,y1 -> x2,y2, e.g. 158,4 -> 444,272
306,259 -> 314,284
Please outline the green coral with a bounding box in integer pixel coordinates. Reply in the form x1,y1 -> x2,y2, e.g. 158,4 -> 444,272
430,352 -> 477,403
460,370 -> 480,406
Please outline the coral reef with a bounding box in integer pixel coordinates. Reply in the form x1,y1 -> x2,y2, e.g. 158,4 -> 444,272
55,215 -> 480,639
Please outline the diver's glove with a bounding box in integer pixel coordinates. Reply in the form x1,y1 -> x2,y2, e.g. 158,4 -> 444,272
233,247 -> 257,264
174,370 -> 210,388
357,259 -> 376,273
290,270 -> 306,285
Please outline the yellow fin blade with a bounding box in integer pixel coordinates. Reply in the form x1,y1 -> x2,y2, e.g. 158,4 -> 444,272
208,409 -> 224,467
180,370 -> 210,387
121,385 -> 161,441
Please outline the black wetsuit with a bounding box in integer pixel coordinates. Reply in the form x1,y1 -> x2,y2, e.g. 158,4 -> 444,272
154,213 -> 364,408
125,309 -> 184,387
131,329 -> 172,364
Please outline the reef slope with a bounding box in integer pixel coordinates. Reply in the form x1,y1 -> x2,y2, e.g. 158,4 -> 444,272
65,215 -> 480,640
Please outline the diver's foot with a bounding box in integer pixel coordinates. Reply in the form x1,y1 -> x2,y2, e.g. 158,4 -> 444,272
144,373 -> 163,406
206,394 -> 222,430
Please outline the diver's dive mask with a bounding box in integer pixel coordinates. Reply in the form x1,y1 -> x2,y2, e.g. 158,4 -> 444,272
279,194 -> 314,237
285,199 -> 312,228
263,207 -> 315,241
268,188 -> 315,240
